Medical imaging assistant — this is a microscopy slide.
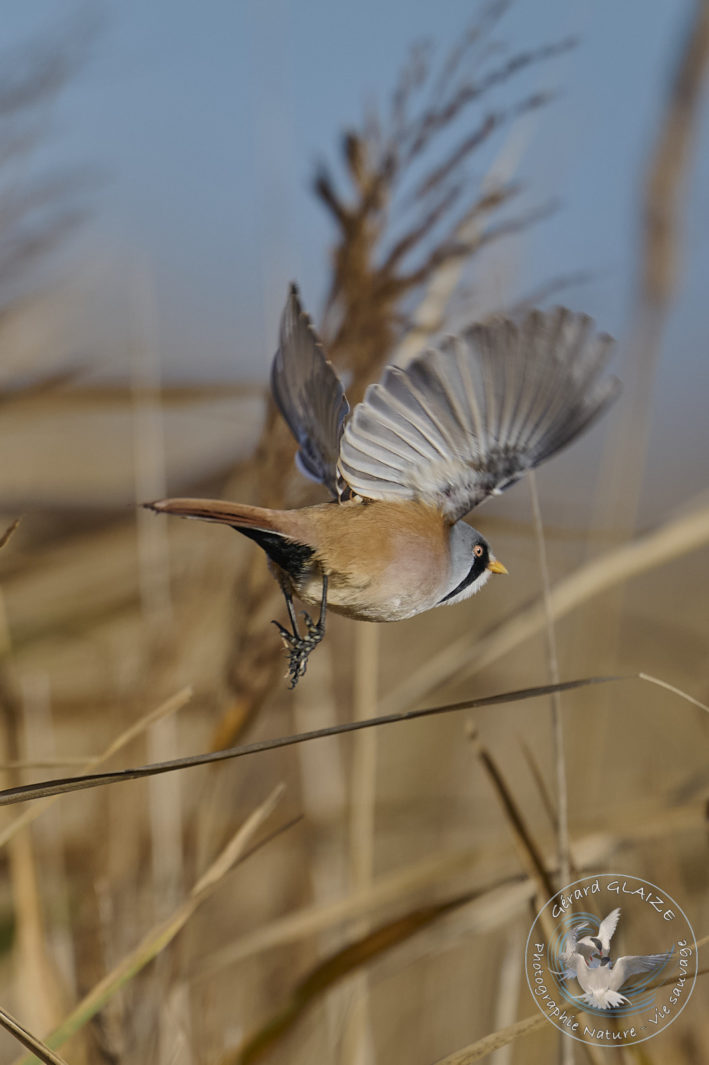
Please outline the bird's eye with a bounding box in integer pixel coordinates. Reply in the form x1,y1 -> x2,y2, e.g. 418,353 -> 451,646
474,544 -> 484,558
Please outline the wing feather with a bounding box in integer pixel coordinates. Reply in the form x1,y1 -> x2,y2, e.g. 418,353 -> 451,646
271,285 -> 349,498
338,307 -> 620,521
597,907 -> 621,950
613,951 -> 673,984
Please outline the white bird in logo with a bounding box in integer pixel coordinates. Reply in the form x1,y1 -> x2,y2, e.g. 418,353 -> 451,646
558,918 -> 672,1010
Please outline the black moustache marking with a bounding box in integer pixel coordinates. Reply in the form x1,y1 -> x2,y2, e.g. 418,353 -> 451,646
438,545 -> 489,604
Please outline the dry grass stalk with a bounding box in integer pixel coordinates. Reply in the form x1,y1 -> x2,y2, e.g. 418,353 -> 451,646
0,631 -> 70,1051
1,13 -> 707,1063
7,825 -> 66,1043
0,677 -> 619,806
0,1005 -> 70,1065
639,672 -> 709,715
378,499 -> 709,715
196,796 -> 704,983
0,48 -> 107,1047
193,848 -> 492,981
431,1009 -> 555,1065
643,0 -> 709,308
11,675 -> 72,1044
3,382 -> 263,409
467,726 -> 554,901
209,15 -> 569,745
0,685 -> 192,848
289,645 -> 352,1053
518,740 -> 558,834
130,259 -> 188,1065
585,0 -> 709,670
222,884 -> 514,1065
391,112 -> 542,366
431,965 -> 709,1065
0,519 -> 20,551
341,622 -> 380,1065
487,932 -> 523,1065
528,472 -> 570,898
12,784 -> 285,1065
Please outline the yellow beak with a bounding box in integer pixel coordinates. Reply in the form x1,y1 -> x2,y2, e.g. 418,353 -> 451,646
487,557 -> 508,575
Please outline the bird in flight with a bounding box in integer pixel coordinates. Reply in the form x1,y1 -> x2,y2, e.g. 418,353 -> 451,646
557,914 -> 673,1010
147,285 -> 619,685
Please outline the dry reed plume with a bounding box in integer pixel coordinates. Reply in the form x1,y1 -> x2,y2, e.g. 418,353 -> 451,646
0,5 -> 707,1065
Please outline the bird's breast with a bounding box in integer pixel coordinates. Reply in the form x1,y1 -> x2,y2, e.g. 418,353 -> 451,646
289,500 -> 451,623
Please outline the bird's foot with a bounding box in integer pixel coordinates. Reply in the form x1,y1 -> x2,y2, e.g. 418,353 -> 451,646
272,610 -> 325,688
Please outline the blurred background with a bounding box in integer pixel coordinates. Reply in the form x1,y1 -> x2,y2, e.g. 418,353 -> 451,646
0,1 -> 707,1063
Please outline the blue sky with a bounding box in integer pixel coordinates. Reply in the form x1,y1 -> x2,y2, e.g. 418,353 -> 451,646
4,0 -> 708,432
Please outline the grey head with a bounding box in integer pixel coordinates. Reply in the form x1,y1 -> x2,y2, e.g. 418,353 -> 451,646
438,523 -> 506,607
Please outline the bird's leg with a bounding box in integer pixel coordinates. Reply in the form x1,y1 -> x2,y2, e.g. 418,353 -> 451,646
272,574 -> 328,687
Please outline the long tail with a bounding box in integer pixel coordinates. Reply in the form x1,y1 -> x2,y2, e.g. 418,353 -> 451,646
144,497 -> 282,533
146,497 -> 319,581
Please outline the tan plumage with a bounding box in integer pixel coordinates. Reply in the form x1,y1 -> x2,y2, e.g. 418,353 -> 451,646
147,285 -> 619,684
149,497 -> 450,622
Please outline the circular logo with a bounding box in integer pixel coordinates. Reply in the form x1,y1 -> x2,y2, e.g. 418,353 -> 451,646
524,873 -> 697,1046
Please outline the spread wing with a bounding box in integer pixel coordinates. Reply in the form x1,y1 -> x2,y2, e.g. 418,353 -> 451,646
611,951 -> 674,988
271,285 -> 349,498
337,307 -> 620,523
597,907 -> 621,949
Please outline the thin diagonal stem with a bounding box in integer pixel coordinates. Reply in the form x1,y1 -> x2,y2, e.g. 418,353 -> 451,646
528,474 -> 568,887
528,472 -> 570,1065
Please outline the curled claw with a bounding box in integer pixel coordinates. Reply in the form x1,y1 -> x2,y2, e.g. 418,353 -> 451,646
272,615 -> 324,687
273,575 -> 328,688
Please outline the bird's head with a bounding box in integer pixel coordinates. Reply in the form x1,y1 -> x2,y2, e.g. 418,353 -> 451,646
440,524 -> 508,606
